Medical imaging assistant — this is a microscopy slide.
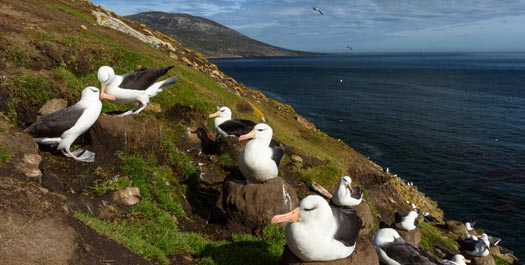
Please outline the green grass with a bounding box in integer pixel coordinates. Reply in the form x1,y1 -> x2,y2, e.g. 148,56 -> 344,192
7,47 -> 29,68
494,255 -> 513,265
12,73 -> 55,102
0,144 -> 10,164
49,2 -> 96,23
418,222 -> 458,253
294,162 -> 340,188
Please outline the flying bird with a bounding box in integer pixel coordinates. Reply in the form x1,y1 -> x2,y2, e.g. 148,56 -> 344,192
271,195 -> 362,261
347,45 -> 352,51
24,86 -> 102,162
97,65 -> 178,116
312,7 -> 323,15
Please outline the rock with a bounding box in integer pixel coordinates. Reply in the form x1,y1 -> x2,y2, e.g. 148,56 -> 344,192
199,163 -> 227,185
397,228 -> 421,246
353,201 -> 375,237
472,255 -> 496,265
80,24 -> 87,30
278,235 -> 378,265
216,136 -> 246,163
446,220 -> 468,237
224,177 -> 299,233
38,98 -> 67,116
291,155 -> 303,164
111,187 -> 140,206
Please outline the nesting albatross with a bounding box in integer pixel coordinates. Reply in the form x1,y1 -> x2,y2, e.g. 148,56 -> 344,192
372,228 -> 440,265
394,210 -> 419,231
271,195 -> 362,261
24,86 -> 102,162
97,65 -> 178,116
238,123 -> 283,183
208,106 -> 255,137
332,176 -> 363,207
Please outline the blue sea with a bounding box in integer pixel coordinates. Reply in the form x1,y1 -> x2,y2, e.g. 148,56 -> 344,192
211,52 -> 525,258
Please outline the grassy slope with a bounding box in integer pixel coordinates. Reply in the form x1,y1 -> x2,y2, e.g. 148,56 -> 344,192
3,0 -> 508,264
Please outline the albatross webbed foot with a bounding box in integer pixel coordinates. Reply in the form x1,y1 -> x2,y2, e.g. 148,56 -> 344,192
62,148 -> 95,162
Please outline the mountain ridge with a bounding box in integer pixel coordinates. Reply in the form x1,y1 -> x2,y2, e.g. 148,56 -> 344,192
126,11 -> 313,58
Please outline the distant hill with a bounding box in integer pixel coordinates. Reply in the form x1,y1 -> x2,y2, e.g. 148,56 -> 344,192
126,12 -> 311,58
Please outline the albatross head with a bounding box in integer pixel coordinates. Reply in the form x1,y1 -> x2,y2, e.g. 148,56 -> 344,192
340,176 -> 354,194
450,254 -> 471,264
97,66 -> 115,84
208,106 -> 232,119
271,195 -> 332,225
239,123 -> 273,143
81,86 -> 101,101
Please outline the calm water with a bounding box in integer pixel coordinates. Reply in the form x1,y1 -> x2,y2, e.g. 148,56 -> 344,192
212,52 -> 525,257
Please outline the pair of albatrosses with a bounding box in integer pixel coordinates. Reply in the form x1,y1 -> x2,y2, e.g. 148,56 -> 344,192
25,66 -> 178,162
209,106 -> 283,184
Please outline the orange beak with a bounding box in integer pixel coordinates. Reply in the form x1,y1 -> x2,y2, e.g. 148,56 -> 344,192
465,259 -> 471,264
271,207 -> 300,224
208,111 -> 220,118
347,183 -> 354,194
239,129 -> 255,141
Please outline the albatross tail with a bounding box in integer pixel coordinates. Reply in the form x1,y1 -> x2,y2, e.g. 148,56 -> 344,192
145,76 -> 179,97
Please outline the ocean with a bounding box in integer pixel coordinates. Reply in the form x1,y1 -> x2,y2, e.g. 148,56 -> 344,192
211,52 -> 525,257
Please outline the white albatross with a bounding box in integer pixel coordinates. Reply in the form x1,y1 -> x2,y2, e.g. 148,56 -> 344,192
372,228 -> 440,265
237,123 -> 283,183
24,86 -> 102,162
331,176 -> 363,207
456,235 -> 489,257
271,195 -> 362,261
97,65 -> 178,116
208,106 -> 255,137
394,210 -> 419,231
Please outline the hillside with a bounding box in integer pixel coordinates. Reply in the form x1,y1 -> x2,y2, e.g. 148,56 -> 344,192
125,12 -> 311,58
0,0 -> 519,264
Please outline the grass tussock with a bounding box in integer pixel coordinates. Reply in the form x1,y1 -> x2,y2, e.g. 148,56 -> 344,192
418,221 -> 458,253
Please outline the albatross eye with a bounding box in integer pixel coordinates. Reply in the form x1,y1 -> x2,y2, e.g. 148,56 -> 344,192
303,207 -> 315,212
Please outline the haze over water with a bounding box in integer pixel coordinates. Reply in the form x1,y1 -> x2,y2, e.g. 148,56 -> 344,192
212,52 -> 525,257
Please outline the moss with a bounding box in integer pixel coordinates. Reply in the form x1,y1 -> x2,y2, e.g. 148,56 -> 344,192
12,73 -> 55,102
295,162 -> 340,188
418,222 -> 458,253
494,255 -> 513,265
0,144 -> 11,164
7,47 -> 29,68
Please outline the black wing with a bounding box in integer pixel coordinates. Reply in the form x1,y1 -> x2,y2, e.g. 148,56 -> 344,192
384,241 -> 440,265
457,238 -> 486,252
218,119 -> 256,136
24,105 -> 85,138
270,140 -> 285,166
394,212 -> 403,224
331,206 -> 362,247
120,66 -> 173,90
351,186 -> 363,199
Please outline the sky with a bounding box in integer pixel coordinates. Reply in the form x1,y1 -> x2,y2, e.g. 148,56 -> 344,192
90,0 -> 525,53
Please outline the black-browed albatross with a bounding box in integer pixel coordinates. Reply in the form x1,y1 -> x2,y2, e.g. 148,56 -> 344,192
271,195 -> 362,261
97,65 -> 178,116
208,106 -> 255,137
237,123 -> 283,183
24,86 -> 102,162
331,176 -> 363,207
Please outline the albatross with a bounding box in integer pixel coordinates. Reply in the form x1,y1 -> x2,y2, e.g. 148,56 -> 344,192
372,228 -> 440,265
24,86 -> 102,162
238,123 -> 283,183
97,65 -> 178,116
394,210 -> 419,231
312,7 -> 323,15
271,195 -> 362,261
331,176 -> 363,207
208,106 -> 255,137
456,236 -> 489,257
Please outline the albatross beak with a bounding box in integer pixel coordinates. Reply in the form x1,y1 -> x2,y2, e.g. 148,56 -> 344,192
239,129 -> 255,141
208,111 -> 220,118
464,259 -> 471,264
271,207 -> 300,224
347,183 -> 354,194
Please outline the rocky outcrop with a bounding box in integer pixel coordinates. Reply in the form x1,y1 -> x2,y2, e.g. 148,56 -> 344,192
224,177 -> 299,233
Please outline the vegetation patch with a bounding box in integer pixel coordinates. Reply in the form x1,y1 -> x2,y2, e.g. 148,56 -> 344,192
494,255 -> 513,265
0,144 -> 10,164
48,2 -> 95,23
418,222 -> 458,253
12,73 -> 55,102
295,162 -> 340,188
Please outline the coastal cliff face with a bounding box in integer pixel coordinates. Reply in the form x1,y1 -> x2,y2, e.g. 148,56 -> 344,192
125,11 -> 311,58
0,0 -> 517,264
